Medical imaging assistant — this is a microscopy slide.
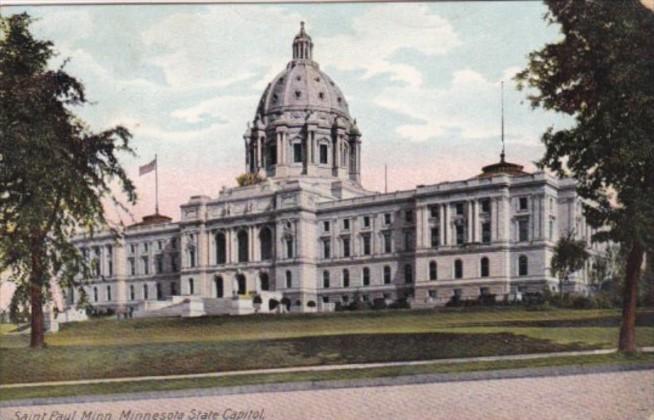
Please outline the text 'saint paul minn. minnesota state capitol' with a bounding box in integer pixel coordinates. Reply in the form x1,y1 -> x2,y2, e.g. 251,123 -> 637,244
69,23 -> 600,318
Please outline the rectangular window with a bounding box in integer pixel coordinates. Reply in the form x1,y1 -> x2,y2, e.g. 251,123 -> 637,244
456,203 -> 465,216
108,260 -> 113,277
171,282 -> 177,295
456,225 -> 465,245
323,240 -> 331,259
482,222 -> 491,244
143,243 -> 149,253
171,255 -> 178,272
189,249 -> 196,268
293,143 -> 302,163
323,221 -> 330,232
156,255 -> 163,273
171,238 -> 177,250
106,285 -> 112,302
404,231 -> 413,250
431,227 -> 440,248
342,237 -> 351,257
362,235 -> 371,255
519,219 -> 529,242
286,239 -> 294,258
481,199 -> 491,214
384,213 -> 392,225
320,144 -> 328,164
342,219 -> 350,231
130,285 -> 135,301
405,210 -> 413,223
383,231 -> 392,253
157,240 -> 163,251
129,258 -> 135,276
519,197 -> 529,211
428,290 -> 437,298
269,145 -> 277,165
143,257 -> 149,275
363,216 -> 370,228
430,206 -> 439,218
129,244 -> 135,254
383,266 -> 392,284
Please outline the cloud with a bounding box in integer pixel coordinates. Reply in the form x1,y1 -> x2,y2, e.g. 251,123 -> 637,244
170,95 -> 258,125
318,4 -> 461,87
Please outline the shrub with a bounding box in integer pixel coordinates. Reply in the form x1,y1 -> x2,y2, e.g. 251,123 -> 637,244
389,298 -> 411,309
478,294 -> 497,306
236,172 -> 264,187
445,295 -> 462,307
372,298 -> 387,310
571,295 -> 594,309
253,295 -> 262,305
268,299 -> 279,310
307,300 -> 316,308
280,297 -> 291,310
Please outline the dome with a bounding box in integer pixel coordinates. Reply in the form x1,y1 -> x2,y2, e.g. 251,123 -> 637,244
255,22 -> 351,122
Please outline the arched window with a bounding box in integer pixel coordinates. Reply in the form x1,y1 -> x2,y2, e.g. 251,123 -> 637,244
319,143 -> 329,164
481,257 -> 490,278
286,270 -> 292,288
363,267 -> 370,286
237,274 -> 246,295
215,276 -> 224,298
429,261 -> 438,280
215,232 -> 226,264
454,259 -> 463,279
260,227 -> 273,260
384,265 -> 391,284
342,269 -> 350,288
260,272 -> 270,291
519,255 -> 529,276
323,271 -> 330,288
188,278 -> 194,295
404,264 -> 413,284
237,230 -> 249,263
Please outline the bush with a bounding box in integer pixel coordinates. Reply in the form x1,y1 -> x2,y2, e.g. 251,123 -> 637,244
268,299 -> 279,311
280,297 -> 291,310
307,300 -> 316,308
445,295 -> 462,307
478,294 -> 497,306
372,298 -> 387,310
253,295 -> 262,305
389,298 -> 411,309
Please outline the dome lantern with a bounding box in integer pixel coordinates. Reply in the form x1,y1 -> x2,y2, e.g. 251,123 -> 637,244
292,21 -> 313,61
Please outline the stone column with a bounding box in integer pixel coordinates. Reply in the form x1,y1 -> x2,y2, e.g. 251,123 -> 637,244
439,204 -> 445,246
467,201 -> 474,243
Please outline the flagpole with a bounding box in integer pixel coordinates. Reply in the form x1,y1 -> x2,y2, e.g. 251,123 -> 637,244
155,154 -> 159,215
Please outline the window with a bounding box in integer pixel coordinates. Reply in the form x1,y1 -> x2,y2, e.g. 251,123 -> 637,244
143,284 -> 149,300
157,240 -> 163,251
429,261 -> 438,280
142,257 -> 149,275
129,258 -> 135,276
404,231 -> 413,250
549,219 -> 555,241
130,285 -> 135,301
482,222 -> 492,244
481,199 -> 491,214
481,257 -> 490,278
106,246 -> 113,276
215,232 -> 227,264
362,234 -> 371,255
518,219 -> 529,242
342,219 -> 350,230
519,197 -> 529,211
189,248 -> 196,268
384,213 -> 392,225
171,238 -> 177,250
156,283 -> 162,300
383,231 -> 392,253
456,203 -> 465,216
342,237 -> 351,257
454,259 -> 463,279
430,206 -> 439,218
384,266 -> 392,284
342,269 -> 350,288
171,255 -> 178,272
323,221 -> 330,232
454,288 -> 462,297
130,244 -> 136,254
456,225 -> 465,245
215,276 -> 224,298
238,230 -> 249,262
322,296 -> 329,303
293,143 -> 302,163
170,282 -> 177,295
260,227 -> 273,261
480,287 -> 490,296
431,227 -> 440,248
188,278 -> 194,295
106,285 -> 112,301
259,273 -> 269,291
144,243 -> 149,252
237,275 -> 246,295
323,271 -> 330,288
363,216 -> 370,228
323,240 -> 331,259
286,238 -> 294,258
93,287 -> 98,302
404,264 -> 413,284
519,255 -> 529,276
363,267 -> 370,286
286,270 -> 292,288
405,210 -> 413,223
320,144 -> 328,164
156,255 -> 163,274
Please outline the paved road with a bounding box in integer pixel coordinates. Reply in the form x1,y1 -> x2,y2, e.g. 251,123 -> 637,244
2,369 -> 653,420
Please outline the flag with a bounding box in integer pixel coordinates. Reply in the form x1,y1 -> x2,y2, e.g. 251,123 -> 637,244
139,158 -> 156,176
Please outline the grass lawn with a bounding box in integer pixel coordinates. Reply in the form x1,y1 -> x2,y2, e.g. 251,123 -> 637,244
1,307 -> 652,386
2,352 -> 653,403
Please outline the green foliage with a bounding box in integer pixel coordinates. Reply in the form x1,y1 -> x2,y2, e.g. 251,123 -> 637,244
0,13 -> 136,345
236,172 -> 264,187
550,232 -> 590,282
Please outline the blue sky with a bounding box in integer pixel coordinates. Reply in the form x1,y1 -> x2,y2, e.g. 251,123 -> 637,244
7,2 -> 571,222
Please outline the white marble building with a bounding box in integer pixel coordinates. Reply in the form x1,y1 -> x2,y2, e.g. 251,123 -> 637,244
69,24 -> 599,316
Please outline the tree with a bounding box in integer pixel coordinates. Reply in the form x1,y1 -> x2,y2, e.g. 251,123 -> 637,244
516,1 -> 654,352
550,232 -> 590,296
0,14 -> 136,348
236,172 -> 264,187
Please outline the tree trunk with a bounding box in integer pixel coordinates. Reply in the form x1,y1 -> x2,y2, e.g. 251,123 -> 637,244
618,240 -> 644,353
29,243 -> 46,349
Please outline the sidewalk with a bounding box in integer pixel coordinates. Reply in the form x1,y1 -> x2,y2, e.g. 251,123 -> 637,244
3,346 -> 653,390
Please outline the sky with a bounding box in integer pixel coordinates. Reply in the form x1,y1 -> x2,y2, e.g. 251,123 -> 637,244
5,1 -> 573,224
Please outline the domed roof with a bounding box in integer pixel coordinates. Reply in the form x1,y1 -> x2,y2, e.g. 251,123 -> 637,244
256,23 -> 351,122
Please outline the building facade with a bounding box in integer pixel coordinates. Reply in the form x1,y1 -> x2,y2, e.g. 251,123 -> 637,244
69,24 -> 599,316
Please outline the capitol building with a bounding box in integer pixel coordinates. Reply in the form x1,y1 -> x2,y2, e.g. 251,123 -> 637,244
69,24 -> 597,317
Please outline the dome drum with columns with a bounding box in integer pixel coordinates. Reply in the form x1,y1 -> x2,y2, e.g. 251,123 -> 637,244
243,23 -> 362,186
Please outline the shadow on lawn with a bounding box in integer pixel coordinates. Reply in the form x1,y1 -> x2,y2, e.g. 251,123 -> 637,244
465,312 -> 654,328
